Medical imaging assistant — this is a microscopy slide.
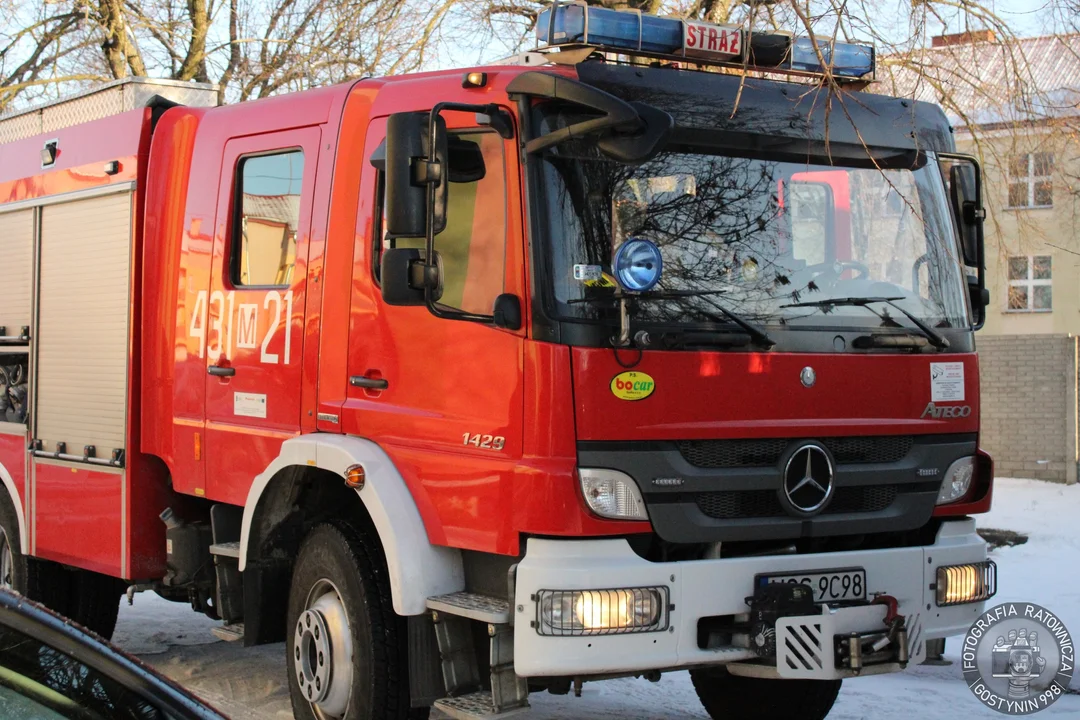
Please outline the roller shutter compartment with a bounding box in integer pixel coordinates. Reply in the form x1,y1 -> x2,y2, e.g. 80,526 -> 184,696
0,209 -> 34,340
35,193 -> 132,460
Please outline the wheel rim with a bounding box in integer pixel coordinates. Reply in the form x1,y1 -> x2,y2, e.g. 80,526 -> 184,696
0,526 -> 13,590
294,579 -> 353,719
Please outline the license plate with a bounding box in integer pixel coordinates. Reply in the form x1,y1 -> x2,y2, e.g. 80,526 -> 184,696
757,569 -> 867,603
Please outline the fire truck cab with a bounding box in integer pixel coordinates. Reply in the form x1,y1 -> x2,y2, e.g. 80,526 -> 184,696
0,4 -> 997,719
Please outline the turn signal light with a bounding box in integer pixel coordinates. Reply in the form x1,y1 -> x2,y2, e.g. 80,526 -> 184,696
579,468 -> 647,520
936,561 -> 996,606
345,464 -> 366,489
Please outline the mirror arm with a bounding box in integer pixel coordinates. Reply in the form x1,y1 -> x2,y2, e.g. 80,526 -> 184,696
506,71 -> 647,155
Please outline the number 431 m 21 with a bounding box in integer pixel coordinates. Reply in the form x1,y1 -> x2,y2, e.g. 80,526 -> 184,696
463,433 -> 506,450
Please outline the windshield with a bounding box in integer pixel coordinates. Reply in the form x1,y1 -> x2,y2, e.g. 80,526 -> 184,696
533,110 -> 971,334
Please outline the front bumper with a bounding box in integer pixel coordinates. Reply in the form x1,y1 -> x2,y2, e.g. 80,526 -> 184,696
513,518 -> 987,679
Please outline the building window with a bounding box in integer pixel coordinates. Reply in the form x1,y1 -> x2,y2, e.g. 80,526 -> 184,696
1007,153 -> 1053,209
1007,255 -> 1052,311
232,150 -> 304,287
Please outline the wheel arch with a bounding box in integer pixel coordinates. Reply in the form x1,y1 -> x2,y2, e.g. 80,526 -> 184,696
0,459 -> 27,551
239,434 -> 463,616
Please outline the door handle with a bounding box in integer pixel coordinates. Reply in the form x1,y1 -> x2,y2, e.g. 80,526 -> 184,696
208,365 -> 236,377
350,375 -> 388,390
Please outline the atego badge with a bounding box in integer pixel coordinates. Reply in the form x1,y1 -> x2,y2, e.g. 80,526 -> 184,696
963,602 -> 1074,714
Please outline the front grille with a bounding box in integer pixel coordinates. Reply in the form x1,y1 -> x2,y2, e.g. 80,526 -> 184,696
695,484 -> 901,520
825,436 -> 914,465
827,484 -> 899,514
678,436 -> 914,469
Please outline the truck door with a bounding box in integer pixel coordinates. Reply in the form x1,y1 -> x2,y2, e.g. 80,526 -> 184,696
342,116 -> 526,552
203,128 -> 320,503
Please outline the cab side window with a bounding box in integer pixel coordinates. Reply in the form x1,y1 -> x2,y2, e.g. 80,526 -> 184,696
232,150 -> 304,287
378,130 -> 506,316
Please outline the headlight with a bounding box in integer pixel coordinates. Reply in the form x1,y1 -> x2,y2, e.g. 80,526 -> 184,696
613,237 -> 663,292
537,587 -> 669,636
579,468 -> 647,520
936,561 -> 996,606
937,456 -> 975,505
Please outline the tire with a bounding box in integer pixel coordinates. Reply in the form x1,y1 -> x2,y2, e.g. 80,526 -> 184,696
68,569 -> 124,640
0,494 -> 27,594
287,521 -> 418,720
690,666 -> 842,720
0,493 -> 121,639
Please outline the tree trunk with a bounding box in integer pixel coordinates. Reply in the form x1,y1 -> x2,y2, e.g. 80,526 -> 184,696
97,0 -> 147,78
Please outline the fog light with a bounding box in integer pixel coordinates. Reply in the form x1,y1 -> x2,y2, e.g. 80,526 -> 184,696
936,560 -> 996,606
537,587 -> 668,636
937,456 -> 975,505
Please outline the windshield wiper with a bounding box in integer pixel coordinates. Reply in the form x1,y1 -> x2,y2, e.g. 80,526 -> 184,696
781,296 -> 950,350
572,290 -> 775,348
677,301 -> 776,348
653,329 -> 753,350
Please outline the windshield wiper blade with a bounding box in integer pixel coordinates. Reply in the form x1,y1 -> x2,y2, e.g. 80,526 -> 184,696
655,329 -> 753,350
566,289 -> 724,305
852,333 -> 931,350
681,303 -> 776,348
781,296 -> 950,350
633,289 -> 775,347
567,289 -> 775,348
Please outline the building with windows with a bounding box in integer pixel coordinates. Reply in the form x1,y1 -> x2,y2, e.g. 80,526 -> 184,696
883,31 -> 1080,335
883,32 -> 1080,483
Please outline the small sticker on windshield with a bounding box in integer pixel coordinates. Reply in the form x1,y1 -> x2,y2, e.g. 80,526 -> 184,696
574,264 -> 603,281
586,274 -> 616,289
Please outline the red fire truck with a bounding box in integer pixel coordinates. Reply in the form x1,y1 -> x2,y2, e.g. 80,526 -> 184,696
0,3 -> 997,719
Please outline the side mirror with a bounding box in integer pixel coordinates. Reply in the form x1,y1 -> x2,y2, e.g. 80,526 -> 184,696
381,247 -> 443,306
949,163 -> 983,267
940,154 -> 986,329
492,293 -> 521,330
969,275 -> 990,315
385,112 -> 448,238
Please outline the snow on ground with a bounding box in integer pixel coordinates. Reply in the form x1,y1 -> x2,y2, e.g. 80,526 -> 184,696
113,478 -> 1080,719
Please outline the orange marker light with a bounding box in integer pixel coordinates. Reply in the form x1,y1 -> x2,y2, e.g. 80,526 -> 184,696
462,72 -> 487,88
345,464 -> 366,489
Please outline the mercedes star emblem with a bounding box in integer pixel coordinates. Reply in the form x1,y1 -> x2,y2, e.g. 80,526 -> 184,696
781,444 -> 835,515
800,366 -> 816,388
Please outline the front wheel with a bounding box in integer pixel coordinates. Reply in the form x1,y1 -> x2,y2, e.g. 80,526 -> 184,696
690,666 -> 842,720
286,521 -> 421,720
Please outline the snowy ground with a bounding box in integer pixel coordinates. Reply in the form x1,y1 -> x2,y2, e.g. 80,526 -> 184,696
112,478 -> 1080,719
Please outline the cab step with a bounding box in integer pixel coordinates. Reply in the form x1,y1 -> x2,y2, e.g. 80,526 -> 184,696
209,541 -> 240,558
433,691 -> 529,720
211,623 -> 244,642
426,592 -> 511,624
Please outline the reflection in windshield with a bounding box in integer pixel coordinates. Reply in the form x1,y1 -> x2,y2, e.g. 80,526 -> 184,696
0,624 -> 165,719
537,130 -> 969,332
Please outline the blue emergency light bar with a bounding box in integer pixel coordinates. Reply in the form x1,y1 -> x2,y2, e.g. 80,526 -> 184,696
535,1 -> 875,80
